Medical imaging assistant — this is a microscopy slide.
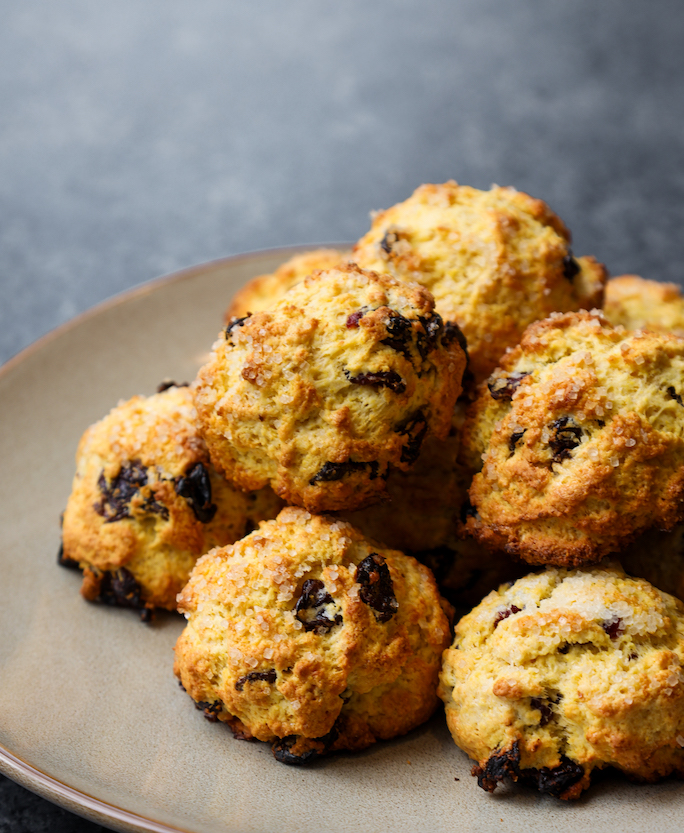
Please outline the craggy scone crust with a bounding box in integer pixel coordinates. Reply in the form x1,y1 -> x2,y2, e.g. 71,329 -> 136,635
438,566 -> 684,799
194,263 -> 466,513
61,386 -> 282,614
353,181 -> 606,383
461,311 -> 684,566
174,507 -> 452,761
604,274 -> 684,337
225,248 -> 350,320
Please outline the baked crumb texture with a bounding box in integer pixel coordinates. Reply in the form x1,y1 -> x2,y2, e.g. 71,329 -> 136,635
195,263 -> 466,513
460,310 -> 684,566
353,181 -> 606,384
61,385 -> 282,618
225,248 -> 351,320
604,274 -> 684,337
438,566 -> 684,799
174,507 -> 452,762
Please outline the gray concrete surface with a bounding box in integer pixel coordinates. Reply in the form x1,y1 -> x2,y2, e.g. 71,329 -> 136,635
1,1 -> 683,830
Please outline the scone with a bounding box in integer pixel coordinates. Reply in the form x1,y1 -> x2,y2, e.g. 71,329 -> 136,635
61,385 -> 282,618
225,248 -> 350,320
194,263 -> 466,513
353,181 -> 606,383
604,274 -> 684,336
174,507 -> 452,762
461,310 -> 684,566
338,421 -> 524,611
438,566 -> 684,799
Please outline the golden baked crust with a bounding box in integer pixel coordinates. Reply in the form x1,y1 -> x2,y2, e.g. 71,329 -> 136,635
604,274 -> 684,336
61,385 -> 282,616
460,311 -> 684,566
174,507 -> 452,761
225,248 -> 350,320
194,263 -> 466,513
353,181 -> 606,383
438,565 -> 684,799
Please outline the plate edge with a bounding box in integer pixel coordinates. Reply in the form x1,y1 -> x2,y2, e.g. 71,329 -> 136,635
0,243 -> 352,379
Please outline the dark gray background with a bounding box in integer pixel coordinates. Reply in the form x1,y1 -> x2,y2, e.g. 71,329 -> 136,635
1,0 -> 683,830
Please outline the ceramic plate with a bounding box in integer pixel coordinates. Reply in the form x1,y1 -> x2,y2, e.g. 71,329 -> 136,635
1,248 -> 682,833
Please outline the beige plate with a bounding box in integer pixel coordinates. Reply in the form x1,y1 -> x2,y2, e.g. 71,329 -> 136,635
1,248 -> 682,833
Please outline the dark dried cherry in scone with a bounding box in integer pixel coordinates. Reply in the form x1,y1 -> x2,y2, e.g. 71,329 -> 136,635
548,416 -> 583,463
355,554 -> 398,622
380,229 -> 400,256
235,669 -> 277,691
94,460 -> 148,522
224,315 -> 251,342
530,697 -> 553,726
509,428 -> 526,454
271,725 -> 339,765
175,462 -> 217,523
472,740 -> 522,792
487,372 -> 529,400
95,567 -> 152,622
668,386 -> 684,406
195,700 -> 224,722
416,313 -> 444,360
380,309 -> 414,359
156,380 -> 190,393
602,617 -> 625,639
294,579 -> 342,634
346,310 -> 366,328
309,460 -> 378,485
519,756 -> 586,798
562,251 -> 581,282
442,320 -> 468,356
473,740 -> 586,798
344,369 -> 406,394
493,604 -> 521,628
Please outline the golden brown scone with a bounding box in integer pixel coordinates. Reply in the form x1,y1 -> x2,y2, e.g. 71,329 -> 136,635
439,565 -> 684,799
353,181 -> 606,383
604,274 -> 684,336
460,311 -> 684,566
225,248 -> 350,320
174,507 -> 452,762
61,385 -> 282,618
194,263 -> 466,513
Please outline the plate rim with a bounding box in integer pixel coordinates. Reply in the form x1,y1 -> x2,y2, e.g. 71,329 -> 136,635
0,243 -> 351,833
0,243 -> 352,376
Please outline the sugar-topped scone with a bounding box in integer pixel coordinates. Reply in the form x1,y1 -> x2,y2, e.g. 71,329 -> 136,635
604,274 -> 684,336
460,311 -> 684,566
225,248 -> 350,320
194,264 -> 466,513
174,507 -> 452,762
438,566 -> 684,799
60,385 -> 282,618
353,181 -> 606,383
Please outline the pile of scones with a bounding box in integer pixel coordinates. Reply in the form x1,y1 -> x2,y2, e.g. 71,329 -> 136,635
60,182 -> 684,800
